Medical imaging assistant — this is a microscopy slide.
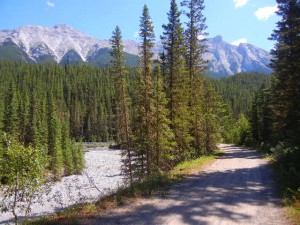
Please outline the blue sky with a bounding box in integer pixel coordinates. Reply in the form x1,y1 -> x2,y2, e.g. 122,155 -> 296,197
0,0 -> 279,50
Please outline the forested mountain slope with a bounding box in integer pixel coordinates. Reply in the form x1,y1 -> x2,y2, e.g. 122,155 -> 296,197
210,72 -> 271,117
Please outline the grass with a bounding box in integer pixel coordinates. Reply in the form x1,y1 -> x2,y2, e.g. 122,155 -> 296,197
270,160 -> 300,225
30,150 -> 223,225
285,198 -> 300,225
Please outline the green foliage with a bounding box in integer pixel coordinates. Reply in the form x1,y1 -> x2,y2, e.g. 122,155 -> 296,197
218,111 -> 251,145
60,50 -> 84,65
110,26 -> 135,185
270,143 -> 300,223
133,5 -> 158,179
52,117 -> 64,179
61,122 -> 75,175
244,4 -> 300,222
152,65 -> 176,172
0,62 -> 106,177
201,81 -> 224,152
0,2 -> 280,220
217,103 -> 236,143
250,85 -> 273,146
161,0 -> 192,160
181,0 -> 208,77
0,42 -> 33,63
71,141 -> 84,174
0,134 -> 47,224
269,0 -> 300,144
207,72 -> 273,146
3,83 -> 19,138
235,113 -> 251,145
210,72 -> 271,117
87,48 -> 139,68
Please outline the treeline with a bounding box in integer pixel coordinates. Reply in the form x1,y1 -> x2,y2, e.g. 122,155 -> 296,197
210,72 -> 271,117
0,62 -> 122,179
201,72 -> 270,145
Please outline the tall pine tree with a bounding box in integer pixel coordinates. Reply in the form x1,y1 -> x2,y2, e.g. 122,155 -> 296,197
161,0 -> 191,161
46,92 -> 63,179
3,83 -> 19,139
152,65 -> 176,172
181,0 -> 208,155
110,26 -> 135,185
134,5 -> 156,178
181,0 -> 208,81
269,0 -> 300,144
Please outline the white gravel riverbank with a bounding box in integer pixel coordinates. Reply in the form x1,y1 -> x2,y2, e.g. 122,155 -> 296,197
0,146 -> 125,224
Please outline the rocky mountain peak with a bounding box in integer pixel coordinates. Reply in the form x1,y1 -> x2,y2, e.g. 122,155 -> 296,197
211,35 -> 223,44
0,25 -> 272,77
53,24 -> 73,30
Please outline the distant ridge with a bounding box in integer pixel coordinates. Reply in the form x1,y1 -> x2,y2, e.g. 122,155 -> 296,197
0,25 -> 272,76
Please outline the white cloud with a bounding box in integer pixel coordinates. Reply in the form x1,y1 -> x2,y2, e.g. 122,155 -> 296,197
231,38 -> 247,46
197,35 -> 205,40
134,31 -> 139,38
255,5 -> 278,20
46,1 -> 55,7
233,0 -> 249,8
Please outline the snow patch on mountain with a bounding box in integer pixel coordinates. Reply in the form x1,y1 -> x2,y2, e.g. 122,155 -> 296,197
205,36 -> 272,75
0,25 -> 272,76
0,25 -> 110,62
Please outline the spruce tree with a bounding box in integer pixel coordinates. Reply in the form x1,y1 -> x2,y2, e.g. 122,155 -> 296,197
181,0 -> 208,81
250,92 -> 260,143
25,92 -> 37,146
152,65 -> 176,172
249,84 -> 272,146
181,0 -> 208,154
35,97 -> 48,148
265,0 -> 300,187
3,83 -> 19,138
201,81 -> 222,153
71,140 -> 84,174
46,92 -> 63,179
17,92 -> 29,144
61,122 -> 75,175
161,0 -> 191,161
52,116 -> 63,179
135,5 -> 156,178
47,92 -> 56,157
269,0 -> 300,143
110,26 -> 135,185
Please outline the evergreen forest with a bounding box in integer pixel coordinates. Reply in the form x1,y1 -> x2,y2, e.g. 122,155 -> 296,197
0,0 -> 299,222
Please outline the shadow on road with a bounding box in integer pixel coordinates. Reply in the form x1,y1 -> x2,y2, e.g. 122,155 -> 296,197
2,147 -> 282,225
83,147 -> 282,225
218,145 -> 262,160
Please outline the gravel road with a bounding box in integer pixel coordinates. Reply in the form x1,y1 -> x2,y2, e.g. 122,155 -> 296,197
83,144 -> 290,225
0,147 -> 124,224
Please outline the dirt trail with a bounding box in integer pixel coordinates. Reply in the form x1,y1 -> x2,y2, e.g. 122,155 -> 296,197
83,144 -> 290,225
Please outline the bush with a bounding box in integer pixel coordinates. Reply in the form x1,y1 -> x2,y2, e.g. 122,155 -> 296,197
0,134 -> 47,224
271,143 -> 300,194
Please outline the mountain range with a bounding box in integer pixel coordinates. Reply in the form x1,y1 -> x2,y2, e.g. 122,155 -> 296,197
0,24 -> 272,77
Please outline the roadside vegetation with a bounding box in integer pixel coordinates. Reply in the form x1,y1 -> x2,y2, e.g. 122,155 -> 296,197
234,1 -> 300,222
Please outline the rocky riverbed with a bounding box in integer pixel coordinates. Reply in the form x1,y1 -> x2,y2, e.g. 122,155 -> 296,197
0,146 -> 124,224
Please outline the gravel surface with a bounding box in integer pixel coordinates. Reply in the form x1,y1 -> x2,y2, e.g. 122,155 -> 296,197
0,147 -> 124,224
82,144 -> 291,225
